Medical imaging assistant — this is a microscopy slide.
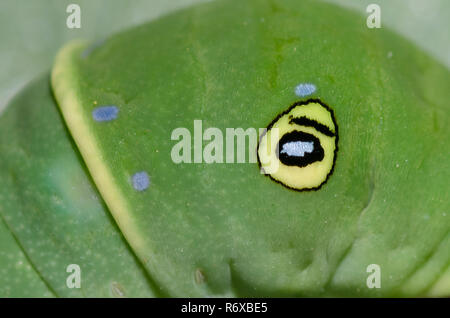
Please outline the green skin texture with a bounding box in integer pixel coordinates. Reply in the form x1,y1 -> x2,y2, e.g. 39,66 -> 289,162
0,77 -> 158,297
0,0 -> 449,297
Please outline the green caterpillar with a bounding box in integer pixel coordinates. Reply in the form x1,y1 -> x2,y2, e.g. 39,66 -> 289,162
0,0 -> 449,297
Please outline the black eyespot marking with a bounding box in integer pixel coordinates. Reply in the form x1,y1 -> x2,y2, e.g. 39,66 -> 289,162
257,98 -> 338,191
289,116 -> 335,137
277,131 -> 324,167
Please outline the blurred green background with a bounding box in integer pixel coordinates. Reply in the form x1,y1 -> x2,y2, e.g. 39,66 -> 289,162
0,0 -> 449,113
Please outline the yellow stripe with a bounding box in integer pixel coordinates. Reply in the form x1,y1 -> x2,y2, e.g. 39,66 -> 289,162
51,41 -> 146,255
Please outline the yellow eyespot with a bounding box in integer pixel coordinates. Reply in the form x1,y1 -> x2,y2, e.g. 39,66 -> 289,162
257,99 -> 338,191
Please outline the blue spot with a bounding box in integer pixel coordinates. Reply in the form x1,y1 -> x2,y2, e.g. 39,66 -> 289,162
295,83 -> 316,97
81,38 -> 106,58
132,171 -> 150,191
92,106 -> 119,122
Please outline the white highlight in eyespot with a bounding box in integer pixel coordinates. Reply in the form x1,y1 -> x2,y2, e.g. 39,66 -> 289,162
132,171 -> 150,191
295,83 -> 316,97
280,141 -> 314,157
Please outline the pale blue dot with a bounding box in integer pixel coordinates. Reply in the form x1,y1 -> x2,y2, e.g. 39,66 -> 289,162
281,141 -> 314,157
92,106 -> 119,122
81,38 -> 106,58
132,171 -> 150,191
295,83 -> 316,97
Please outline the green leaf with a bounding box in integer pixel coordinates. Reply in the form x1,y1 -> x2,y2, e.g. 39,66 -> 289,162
0,218 -> 54,297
